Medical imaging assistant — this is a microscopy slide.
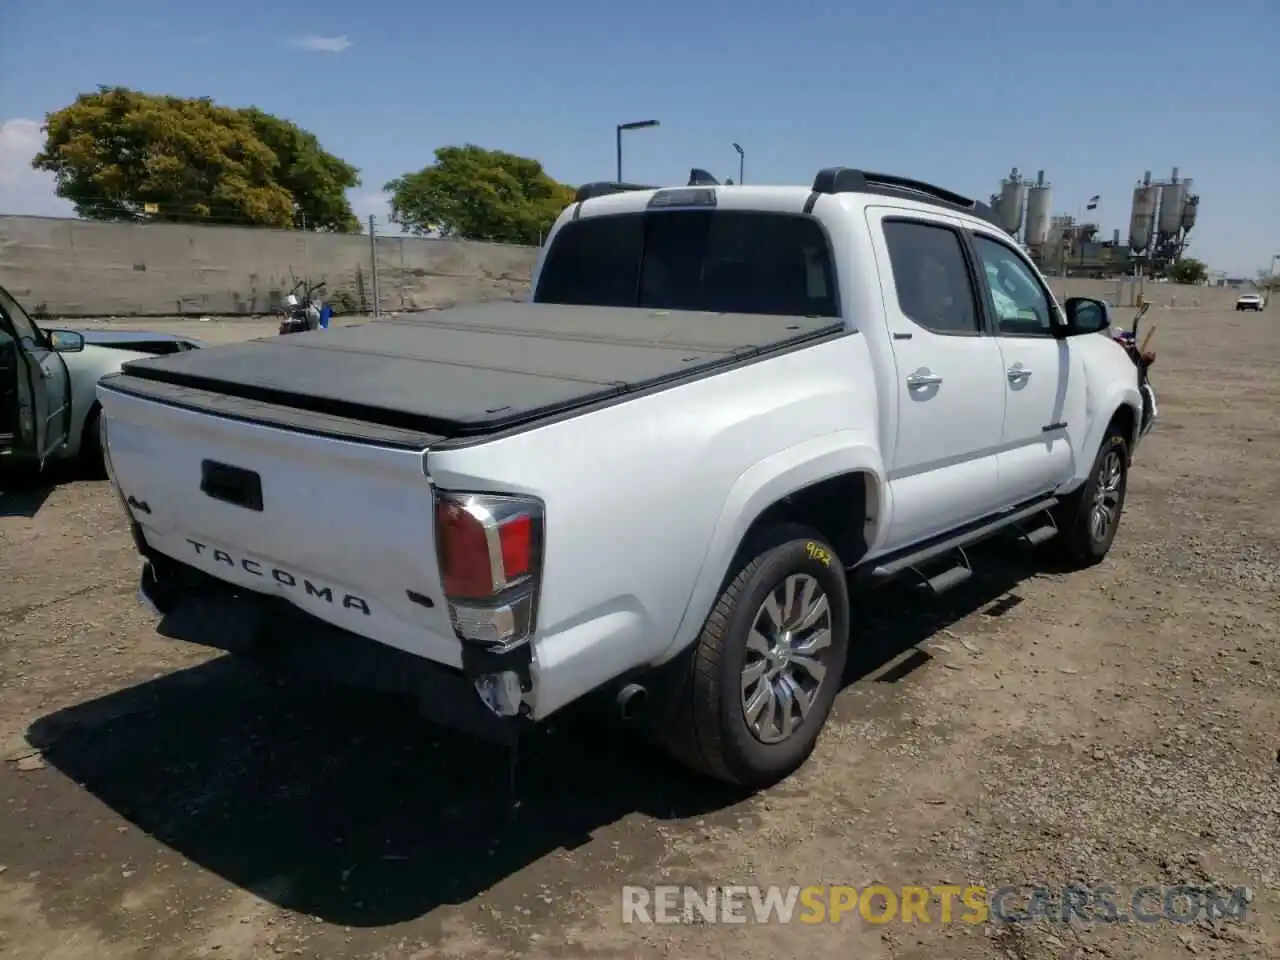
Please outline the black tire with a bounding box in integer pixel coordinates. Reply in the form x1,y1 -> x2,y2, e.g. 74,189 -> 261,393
1053,429 -> 1130,568
80,404 -> 106,478
661,523 -> 851,788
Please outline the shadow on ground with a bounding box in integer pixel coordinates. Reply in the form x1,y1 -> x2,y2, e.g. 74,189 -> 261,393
847,541 -> 1042,683
0,465 -> 62,518
0,459 -> 102,518
26,541 -> 1043,928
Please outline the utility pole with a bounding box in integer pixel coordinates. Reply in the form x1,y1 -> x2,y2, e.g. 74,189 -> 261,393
368,214 -> 380,318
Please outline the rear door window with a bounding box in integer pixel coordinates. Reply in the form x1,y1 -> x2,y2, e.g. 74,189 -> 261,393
535,210 -> 838,318
881,220 -> 982,335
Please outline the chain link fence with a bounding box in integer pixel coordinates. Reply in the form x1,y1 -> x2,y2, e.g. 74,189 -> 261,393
0,213 -> 539,319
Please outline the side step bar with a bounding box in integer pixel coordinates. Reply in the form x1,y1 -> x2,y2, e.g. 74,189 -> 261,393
860,495 -> 1059,595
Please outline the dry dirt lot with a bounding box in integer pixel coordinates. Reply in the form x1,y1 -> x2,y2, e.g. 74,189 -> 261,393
2,309 -> 1277,960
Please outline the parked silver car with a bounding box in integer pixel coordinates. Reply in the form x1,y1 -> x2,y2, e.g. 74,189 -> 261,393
1,284 -> 200,472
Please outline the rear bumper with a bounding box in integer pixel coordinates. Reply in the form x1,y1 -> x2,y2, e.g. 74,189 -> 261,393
135,546 -> 526,745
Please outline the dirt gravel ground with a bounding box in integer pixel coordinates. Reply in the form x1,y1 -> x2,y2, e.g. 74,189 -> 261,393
2,308 -> 1277,960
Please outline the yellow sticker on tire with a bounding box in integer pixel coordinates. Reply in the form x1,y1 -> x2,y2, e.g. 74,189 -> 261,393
805,541 -> 833,567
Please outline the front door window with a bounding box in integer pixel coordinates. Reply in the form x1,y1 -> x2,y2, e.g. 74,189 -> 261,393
972,236 -> 1055,337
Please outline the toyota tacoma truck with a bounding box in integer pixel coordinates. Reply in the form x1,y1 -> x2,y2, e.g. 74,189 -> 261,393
96,167 -> 1156,788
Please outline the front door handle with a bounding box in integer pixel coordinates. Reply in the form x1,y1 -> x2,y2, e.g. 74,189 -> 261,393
1007,366 -> 1032,383
906,372 -> 944,388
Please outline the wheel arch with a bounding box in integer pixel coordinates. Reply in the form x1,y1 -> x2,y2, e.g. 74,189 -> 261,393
657,431 -> 885,665
1070,387 -> 1143,487
1108,402 -> 1138,458
64,350 -> 145,456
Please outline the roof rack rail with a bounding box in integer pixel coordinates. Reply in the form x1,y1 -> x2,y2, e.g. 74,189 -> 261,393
574,181 -> 658,203
810,167 -> 999,225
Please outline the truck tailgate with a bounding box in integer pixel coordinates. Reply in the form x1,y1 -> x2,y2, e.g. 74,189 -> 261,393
97,383 -> 464,667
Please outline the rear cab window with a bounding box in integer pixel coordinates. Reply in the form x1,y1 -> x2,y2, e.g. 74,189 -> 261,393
534,209 -> 839,318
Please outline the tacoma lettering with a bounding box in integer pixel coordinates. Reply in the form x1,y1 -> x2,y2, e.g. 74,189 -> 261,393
185,539 -> 370,615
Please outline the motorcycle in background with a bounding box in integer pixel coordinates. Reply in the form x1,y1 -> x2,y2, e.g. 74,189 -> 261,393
278,279 -> 329,335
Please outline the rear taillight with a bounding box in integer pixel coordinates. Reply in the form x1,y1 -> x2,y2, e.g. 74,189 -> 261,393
434,491 -> 544,651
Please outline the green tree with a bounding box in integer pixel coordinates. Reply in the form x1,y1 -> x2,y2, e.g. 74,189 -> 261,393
1167,257 -> 1208,285
32,86 -> 360,231
385,145 -> 575,245
240,108 -> 361,232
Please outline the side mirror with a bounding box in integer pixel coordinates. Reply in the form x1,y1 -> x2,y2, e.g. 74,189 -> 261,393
1062,297 -> 1111,336
49,329 -> 85,353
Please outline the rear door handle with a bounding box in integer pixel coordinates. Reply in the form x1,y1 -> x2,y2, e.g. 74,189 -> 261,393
1007,366 -> 1032,382
906,372 -> 943,388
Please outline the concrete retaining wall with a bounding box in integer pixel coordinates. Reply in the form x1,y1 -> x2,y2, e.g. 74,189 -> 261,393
0,214 -> 1240,318
0,215 -> 538,317
1049,277 -> 1243,311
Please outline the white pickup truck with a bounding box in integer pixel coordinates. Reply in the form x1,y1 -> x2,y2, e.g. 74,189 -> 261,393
97,168 -> 1156,788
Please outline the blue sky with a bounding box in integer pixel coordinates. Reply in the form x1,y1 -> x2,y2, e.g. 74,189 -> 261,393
1,0 -> 1275,275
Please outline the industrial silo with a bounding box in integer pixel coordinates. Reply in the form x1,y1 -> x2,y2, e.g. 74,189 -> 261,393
1181,192 -> 1199,232
1158,168 -> 1187,236
1128,171 -> 1160,254
1024,170 -> 1051,246
998,167 -> 1027,237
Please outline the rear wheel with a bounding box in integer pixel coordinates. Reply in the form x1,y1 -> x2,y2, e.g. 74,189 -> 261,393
1053,430 -> 1129,567
662,524 -> 850,787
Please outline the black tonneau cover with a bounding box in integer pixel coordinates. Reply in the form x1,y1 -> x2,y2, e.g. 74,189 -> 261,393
107,302 -> 842,441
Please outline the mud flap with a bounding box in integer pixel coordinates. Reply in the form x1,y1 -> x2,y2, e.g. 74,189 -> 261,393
1139,382 -> 1158,437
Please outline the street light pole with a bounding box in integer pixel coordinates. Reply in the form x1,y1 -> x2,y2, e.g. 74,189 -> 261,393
1268,253 -> 1280,310
615,119 -> 660,182
732,142 -> 744,185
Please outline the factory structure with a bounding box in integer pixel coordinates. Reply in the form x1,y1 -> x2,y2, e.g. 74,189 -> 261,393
986,166 -> 1200,278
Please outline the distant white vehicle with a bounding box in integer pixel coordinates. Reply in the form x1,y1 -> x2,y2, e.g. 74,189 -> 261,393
1234,293 -> 1264,312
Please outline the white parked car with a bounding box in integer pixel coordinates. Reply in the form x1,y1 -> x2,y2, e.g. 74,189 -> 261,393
96,168 -> 1156,788
1234,293 -> 1264,311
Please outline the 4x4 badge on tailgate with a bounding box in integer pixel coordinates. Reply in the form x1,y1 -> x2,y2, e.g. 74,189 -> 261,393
185,539 -> 371,615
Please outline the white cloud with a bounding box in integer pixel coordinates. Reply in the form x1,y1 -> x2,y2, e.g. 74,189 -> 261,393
0,118 -> 75,218
289,34 -> 352,53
